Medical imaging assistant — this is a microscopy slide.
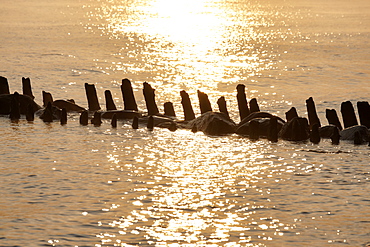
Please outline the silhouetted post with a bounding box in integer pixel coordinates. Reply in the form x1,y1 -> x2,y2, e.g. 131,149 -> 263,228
164,102 -> 176,117
340,101 -> 358,128
26,104 -> 34,121
80,110 -> 89,125
249,120 -> 260,140
147,115 -> 154,131
325,109 -> 342,130
306,97 -> 321,129
104,90 -> 117,110
42,91 -> 53,107
132,116 -> 139,129
111,113 -> 117,128
310,123 -> 320,144
60,108 -> 67,125
121,78 -> 138,111
357,101 -> 370,128
249,98 -> 260,113
85,83 -> 101,111
180,90 -> 195,121
0,76 -> 10,95
43,102 -> 53,123
91,111 -> 102,126
217,96 -> 229,118
331,126 -> 340,145
285,107 -> 298,122
197,90 -> 212,114
143,82 -> 159,116
236,84 -> 249,121
268,117 -> 278,142
10,93 -> 20,121
22,77 -> 34,99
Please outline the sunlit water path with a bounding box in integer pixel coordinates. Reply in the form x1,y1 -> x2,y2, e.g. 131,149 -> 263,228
0,0 -> 369,246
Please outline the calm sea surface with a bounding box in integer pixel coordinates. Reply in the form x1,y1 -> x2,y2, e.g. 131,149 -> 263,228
1,0 -> 370,246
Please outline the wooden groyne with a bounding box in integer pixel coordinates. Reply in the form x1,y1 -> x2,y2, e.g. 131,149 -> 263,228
0,76 -> 369,145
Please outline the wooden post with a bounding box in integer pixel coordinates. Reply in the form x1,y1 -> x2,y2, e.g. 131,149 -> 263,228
42,91 -> 54,107
80,110 -> 88,125
22,77 -> 34,99
197,90 -> 212,114
10,93 -> 20,121
180,90 -> 195,121
236,84 -> 249,121
249,98 -> 260,113
132,116 -> 139,129
325,109 -> 342,130
164,102 -> 176,117
84,83 -> 101,111
268,117 -> 278,142
42,102 -> 53,123
310,123 -> 320,144
340,101 -> 358,128
249,120 -> 260,140
306,97 -> 321,129
111,113 -> 117,128
121,78 -> 138,111
26,104 -> 34,121
285,107 -> 298,122
217,96 -> 229,118
0,76 -> 10,95
91,111 -> 102,126
147,115 -> 154,131
60,108 -> 67,125
143,82 -> 159,116
104,90 -> 117,111
357,101 -> 370,128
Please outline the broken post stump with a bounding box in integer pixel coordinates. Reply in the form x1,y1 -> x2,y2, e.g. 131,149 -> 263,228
91,111 -> 102,126
9,93 -> 20,121
285,107 -> 298,122
197,90 -> 212,114
180,90 -> 195,121
111,113 -> 117,128
85,83 -> 101,111
325,109 -> 342,130
340,101 -> 358,128
121,78 -> 138,111
306,97 -> 321,129
42,91 -> 53,107
26,104 -> 34,122
236,84 -> 250,121
60,108 -> 67,125
0,76 -> 10,95
104,90 -> 117,111
164,102 -> 176,117
217,96 -> 229,118
22,77 -> 34,99
79,110 -> 89,126
357,101 -> 370,128
132,116 -> 139,129
143,82 -> 159,116
249,98 -> 260,113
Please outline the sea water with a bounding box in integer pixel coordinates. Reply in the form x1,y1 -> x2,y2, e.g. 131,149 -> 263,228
0,0 -> 369,246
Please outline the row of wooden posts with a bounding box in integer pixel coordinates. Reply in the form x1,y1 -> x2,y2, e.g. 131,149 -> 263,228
1,76 -> 370,135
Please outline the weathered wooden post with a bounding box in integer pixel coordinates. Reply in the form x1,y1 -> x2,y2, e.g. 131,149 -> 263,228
164,102 -> 176,117
43,102 -> 53,123
79,110 -> 88,125
217,96 -> 229,118
147,115 -> 154,131
180,90 -> 195,121
111,113 -> 117,128
285,107 -> 298,122
104,90 -> 117,111
268,117 -> 278,142
132,116 -> 139,129
143,82 -> 159,116
325,109 -> 342,130
357,101 -> 370,128
22,77 -> 34,99
310,123 -> 320,144
340,101 -> 358,128
42,91 -> 53,107
236,84 -> 249,121
249,120 -> 260,140
60,108 -> 67,125
26,104 -> 34,121
10,93 -> 20,121
0,76 -> 10,95
85,83 -> 101,111
91,111 -> 102,126
197,90 -> 212,114
306,97 -> 321,129
121,78 -> 138,111
249,98 -> 260,113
